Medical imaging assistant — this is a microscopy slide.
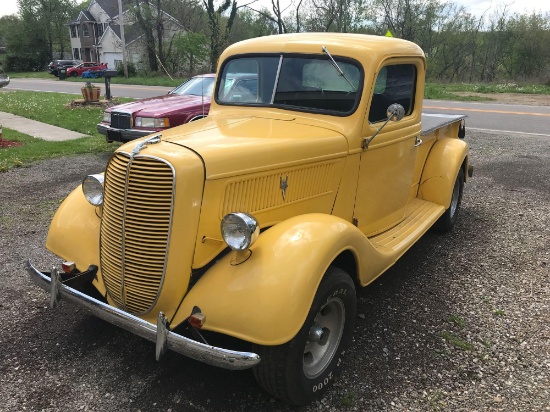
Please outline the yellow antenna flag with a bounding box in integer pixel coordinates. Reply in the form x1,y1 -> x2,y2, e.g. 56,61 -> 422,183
385,30 -> 393,37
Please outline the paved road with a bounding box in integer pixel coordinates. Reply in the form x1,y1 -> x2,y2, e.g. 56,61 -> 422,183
5,78 -> 550,135
423,99 -> 550,137
5,77 -> 173,100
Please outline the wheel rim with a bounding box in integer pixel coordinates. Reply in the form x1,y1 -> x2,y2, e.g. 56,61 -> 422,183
303,297 -> 345,379
449,176 -> 460,217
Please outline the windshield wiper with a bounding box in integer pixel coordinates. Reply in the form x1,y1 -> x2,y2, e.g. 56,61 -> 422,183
322,46 -> 357,92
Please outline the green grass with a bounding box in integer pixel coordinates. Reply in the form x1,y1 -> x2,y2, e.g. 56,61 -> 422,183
0,90 -> 132,135
340,391 -> 357,407
0,128 -> 115,172
448,314 -> 465,328
440,331 -> 474,351
0,90 -> 122,171
5,71 -> 52,79
425,82 -> 550,101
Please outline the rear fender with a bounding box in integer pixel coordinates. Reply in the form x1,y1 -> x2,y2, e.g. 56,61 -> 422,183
172,213 -> 374,346
418,138 -> 468,208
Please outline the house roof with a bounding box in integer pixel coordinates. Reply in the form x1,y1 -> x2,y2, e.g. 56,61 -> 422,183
68,10 -> 96,25
109,24 -> 144,45
93,0 -> 135,19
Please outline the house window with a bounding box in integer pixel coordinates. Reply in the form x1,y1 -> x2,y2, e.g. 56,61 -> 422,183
83,24 -> 89,37
70,25 -> 78,38
97,23 -> 104,38
73,48 -> 80,60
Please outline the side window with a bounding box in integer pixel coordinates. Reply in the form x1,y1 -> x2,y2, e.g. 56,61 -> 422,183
368,64 -> 416,123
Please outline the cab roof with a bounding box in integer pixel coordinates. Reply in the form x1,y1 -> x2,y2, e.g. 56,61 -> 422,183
219,33 -> 425,67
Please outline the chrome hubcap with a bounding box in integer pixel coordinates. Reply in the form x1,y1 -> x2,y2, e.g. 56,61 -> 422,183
303,297 -> 345,379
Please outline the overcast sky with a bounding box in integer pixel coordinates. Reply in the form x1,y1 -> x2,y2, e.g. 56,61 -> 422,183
1,0 -> 548,19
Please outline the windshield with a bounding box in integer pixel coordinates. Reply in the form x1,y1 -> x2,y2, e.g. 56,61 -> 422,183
171,76 -> 215,97
216,55 -> 362,115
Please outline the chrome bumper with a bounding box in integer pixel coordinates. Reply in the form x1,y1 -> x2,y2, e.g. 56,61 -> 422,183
97,123 -> 155,142
25,260 -> 260,370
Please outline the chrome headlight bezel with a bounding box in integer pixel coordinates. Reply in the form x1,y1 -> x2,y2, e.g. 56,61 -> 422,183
221,212 -> 260,251
82,174 -> 105,206
102,112 -> 111,123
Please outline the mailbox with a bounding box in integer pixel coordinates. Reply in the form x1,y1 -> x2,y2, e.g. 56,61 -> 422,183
103,70 -> 118,100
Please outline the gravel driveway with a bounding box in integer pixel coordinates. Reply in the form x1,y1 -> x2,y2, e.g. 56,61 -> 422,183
1,130 -> 548,411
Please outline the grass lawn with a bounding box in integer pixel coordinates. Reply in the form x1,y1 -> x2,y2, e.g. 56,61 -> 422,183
0,90 -> 132,135
0,90 -> 124,172
425,82 -> 550,101
0,128 -> 116,172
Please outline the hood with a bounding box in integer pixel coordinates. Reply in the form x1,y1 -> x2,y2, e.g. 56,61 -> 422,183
159,114 -> 349,179
108,94 -> 212,117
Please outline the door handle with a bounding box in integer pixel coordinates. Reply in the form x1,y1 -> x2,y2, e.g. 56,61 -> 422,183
414,136 -> 423,147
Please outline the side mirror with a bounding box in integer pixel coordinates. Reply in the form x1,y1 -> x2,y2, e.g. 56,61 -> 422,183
362,103 -> 406,149
386,103 -> 405,121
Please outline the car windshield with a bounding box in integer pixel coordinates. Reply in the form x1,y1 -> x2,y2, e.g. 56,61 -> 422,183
171,76 -> 215,97
216,54 -> 362,115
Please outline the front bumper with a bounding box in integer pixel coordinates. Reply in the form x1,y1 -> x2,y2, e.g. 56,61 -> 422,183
97,123 -> 156,143
25,260 -> 260,370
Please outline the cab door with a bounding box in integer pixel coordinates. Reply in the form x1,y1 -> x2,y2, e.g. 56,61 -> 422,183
353,61 -> 423,236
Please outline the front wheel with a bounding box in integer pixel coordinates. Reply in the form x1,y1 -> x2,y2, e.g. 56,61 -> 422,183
253,267 -> 356,405
434,167 -> 464,232
70,72 -> 78,77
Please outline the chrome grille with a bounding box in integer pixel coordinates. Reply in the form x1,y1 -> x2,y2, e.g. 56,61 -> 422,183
111,112 -> 132,129
100,152 -> 174,314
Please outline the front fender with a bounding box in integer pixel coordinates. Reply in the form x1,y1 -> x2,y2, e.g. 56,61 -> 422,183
172,213 -> 378,346
46,185 -> 103,292
418,138 -> 468,208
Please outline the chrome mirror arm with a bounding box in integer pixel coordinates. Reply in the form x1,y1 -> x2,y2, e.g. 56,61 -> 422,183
362,103 -> 405,149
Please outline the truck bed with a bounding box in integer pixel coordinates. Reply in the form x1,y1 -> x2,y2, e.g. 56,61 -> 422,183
421,113 -> 466,135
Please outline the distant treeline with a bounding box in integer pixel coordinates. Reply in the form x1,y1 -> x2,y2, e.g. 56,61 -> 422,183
1,0 -> 548,84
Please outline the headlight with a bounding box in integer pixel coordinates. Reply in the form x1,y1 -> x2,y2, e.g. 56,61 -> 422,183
221,212 -> 259,251
102,112 -> 111,123
135,117 -> 170,128
82,174 -> 105,206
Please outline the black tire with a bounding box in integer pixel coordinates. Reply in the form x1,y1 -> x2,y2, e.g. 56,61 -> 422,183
434,167 -> 464,232
253,266 -> 356,405
70,72 -> 78,77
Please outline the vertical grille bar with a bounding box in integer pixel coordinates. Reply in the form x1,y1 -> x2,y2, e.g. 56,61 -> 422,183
100,152 -> 175,314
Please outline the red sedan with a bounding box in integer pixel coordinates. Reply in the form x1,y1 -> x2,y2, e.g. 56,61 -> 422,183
97,73 -> 258,143
67,62 -> 108,77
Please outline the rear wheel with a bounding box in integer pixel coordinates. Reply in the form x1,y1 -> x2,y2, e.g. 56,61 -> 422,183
434,167 -> 464,232
253,267 -> 356,405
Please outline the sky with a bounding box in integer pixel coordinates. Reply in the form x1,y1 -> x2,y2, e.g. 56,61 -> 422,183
0,0 -> 549,19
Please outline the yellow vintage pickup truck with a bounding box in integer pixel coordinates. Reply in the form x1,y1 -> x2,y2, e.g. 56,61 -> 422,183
27,33 -> 471,405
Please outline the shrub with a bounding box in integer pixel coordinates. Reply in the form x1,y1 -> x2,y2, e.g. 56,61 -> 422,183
116,61 -> 137,77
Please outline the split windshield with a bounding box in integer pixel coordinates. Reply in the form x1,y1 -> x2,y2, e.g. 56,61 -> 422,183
216,55 -> 362,115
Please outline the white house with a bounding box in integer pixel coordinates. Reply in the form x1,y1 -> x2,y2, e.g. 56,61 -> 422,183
68,0 -> 185,70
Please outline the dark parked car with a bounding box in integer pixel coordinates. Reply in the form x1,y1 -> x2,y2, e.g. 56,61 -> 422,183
98,73 -> 258,143
47,60 -> 79,76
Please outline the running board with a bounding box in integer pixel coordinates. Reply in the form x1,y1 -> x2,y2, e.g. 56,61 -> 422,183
370,198 -> 445,253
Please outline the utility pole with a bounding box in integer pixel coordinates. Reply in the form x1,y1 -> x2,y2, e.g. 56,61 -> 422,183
117,0 -> 129,78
